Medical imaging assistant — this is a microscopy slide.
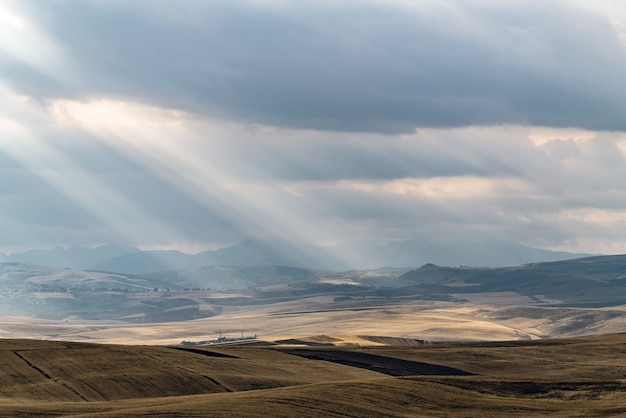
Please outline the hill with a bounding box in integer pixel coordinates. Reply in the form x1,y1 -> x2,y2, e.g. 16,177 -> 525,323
0,263 -> 218,322
4,254 -> 626,338
398,254 -> 626,307
2,334 -> 626,416
0,262 -> 326,322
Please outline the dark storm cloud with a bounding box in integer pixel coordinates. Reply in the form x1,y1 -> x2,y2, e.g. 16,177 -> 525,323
9,0 -> 626,133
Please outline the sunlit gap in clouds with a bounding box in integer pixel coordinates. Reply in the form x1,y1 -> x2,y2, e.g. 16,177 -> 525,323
0,3 -> 57,67
0,1 -> 81,93
48,98 -> 370,267
0,3 -> 189,266
50,96 -> 626,261
0,90 -> 185,262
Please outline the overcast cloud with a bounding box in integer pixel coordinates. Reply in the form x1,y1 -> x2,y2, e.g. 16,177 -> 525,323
2,0 -> 626,258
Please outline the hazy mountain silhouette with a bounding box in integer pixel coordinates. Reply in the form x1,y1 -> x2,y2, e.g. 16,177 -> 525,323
6,244 -> 139,270
92,238 -> 345,275
91,250 -> 199,274
211,238 -> 345,269
398,254 -> 626,307
4,239 -> 594,275
140,264 -> 323,291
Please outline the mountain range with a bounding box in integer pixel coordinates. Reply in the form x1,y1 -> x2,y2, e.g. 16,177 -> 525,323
2,253 -> 626,324
0,238 -> 593,275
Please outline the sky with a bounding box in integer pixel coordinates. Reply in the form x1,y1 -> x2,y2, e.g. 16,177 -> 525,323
2,0 -> 626,259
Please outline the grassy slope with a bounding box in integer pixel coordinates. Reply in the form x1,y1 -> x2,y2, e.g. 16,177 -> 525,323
2,335 -> 626,417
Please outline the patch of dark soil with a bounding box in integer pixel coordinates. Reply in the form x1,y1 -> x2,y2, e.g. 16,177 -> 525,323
423,378 -> 626,399
358,336 -> 430,346
169,347 -> 239,358
282,349 -> 474,376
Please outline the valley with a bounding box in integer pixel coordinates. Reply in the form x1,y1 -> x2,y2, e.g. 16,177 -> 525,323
3,253 -> 626,416
2,254 -> 626,344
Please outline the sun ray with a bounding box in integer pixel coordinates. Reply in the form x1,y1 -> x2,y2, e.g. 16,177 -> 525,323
0,92 -> 188,267
49,98 -> 369,265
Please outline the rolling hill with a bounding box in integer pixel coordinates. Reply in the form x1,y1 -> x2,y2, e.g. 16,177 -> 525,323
2,334 -> 626,416
3,253 -> 626,338
397,254 -> 626,307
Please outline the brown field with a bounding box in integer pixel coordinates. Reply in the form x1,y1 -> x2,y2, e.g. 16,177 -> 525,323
3,333 -> 626,417
4,299 -> 626,346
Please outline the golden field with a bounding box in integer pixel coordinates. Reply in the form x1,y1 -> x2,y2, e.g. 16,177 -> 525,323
2,333 -> 626,417
2,297 -> 626,345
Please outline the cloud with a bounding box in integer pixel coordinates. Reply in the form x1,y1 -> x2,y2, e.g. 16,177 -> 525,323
2,1 -> 626,257
4,0 -> 626,133
4,91 -> 626,254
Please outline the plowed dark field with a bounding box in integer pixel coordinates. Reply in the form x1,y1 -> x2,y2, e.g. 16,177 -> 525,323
282,348 -> 474,376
